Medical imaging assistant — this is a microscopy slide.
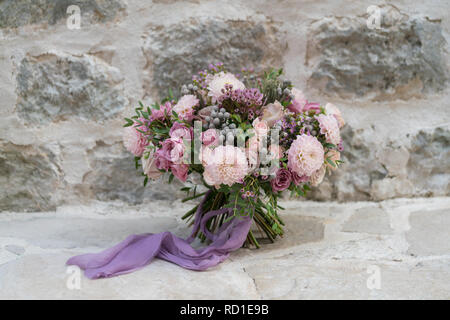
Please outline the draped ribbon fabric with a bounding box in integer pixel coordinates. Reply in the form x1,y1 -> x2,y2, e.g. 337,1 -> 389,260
66,191 -> 252,279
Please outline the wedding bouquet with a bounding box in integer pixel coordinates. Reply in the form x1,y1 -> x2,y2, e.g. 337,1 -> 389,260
123,63 -> 345,248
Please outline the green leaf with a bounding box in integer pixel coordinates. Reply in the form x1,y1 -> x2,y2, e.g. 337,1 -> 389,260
143,176 -> 148,187
326,157 -> 336,167
168,173 -> 174,184
323,143 -> 337,149
231,114 -> 242,123
123,118 -> 134,127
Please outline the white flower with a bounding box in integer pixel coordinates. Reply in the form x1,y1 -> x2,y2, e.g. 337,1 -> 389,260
207,72 -> 245,102
325,103 -> 345,128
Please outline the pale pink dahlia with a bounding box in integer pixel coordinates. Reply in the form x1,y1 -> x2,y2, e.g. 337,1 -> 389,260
203,145 -> 248,187
288,134 -> 324,176
316,114 -> 341,145
123,125 -> 149,157
207,72 -> 245,103
173,95 -> 199,121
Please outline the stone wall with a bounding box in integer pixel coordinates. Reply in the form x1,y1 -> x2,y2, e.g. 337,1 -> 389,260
0,0 -> 449,212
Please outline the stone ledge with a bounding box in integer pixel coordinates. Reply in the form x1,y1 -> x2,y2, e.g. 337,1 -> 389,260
0,197 -> 449,299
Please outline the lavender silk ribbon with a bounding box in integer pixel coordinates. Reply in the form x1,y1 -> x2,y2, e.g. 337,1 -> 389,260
66,191 -> 252,279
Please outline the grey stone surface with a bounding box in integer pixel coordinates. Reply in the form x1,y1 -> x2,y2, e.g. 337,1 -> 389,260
0,197 -> 448,299
407,208 -> 450,256
4,245 -> 25,256
309,125 -> 450,201
342,206 -> 393,235
80,141 -> 184,204
142,17 -> 285,98
307,5 -> 449,100
0,142 -> 63,212
0,0 -> 126,29
16,52 -> 126,126
0,216 -> 177,249
407,127 -> 450,196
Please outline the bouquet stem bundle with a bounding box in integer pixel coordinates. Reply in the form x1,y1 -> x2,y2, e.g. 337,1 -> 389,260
181,189 -> 284,248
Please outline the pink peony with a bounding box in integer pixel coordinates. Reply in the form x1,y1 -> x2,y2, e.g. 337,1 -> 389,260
170,163 -> 189,182
325,103 -> 345,128
157,138 -> 185,164
202,129 -> 220,147
123,123 -> 149,157
252,118 -> 269,137
170,122 -> 192,140
142,149 -> 163,180
207,72 -> 245,103
150,101 -> 172,121
316,114 -> 341,145
154,153 -> 170,170
203,145 -> 248,187
288,134 -> 324,176
310,164 -> 326,187
173,95 -> 198,121
288,88 -> 307,113
270,168 -> 292,192
261,100 -> 284,127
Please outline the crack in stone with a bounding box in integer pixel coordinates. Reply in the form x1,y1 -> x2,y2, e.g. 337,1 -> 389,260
242,266 -> 261,299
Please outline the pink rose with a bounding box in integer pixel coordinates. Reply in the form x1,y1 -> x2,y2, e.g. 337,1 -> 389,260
202,129 -> 219,147
170,163 -> 188,182
261,100 -> 284,127
310,165 -> 326,187
252,118 -> 269,137
270,168 -> 292,192
290,170 -> 309,185
287,89 -> 320,114
288,88 -> 307,113
170,122 -> 192,140
142,150 -> 163,180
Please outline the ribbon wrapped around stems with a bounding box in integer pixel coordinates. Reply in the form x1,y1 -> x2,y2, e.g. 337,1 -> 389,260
66,190 -> 252,279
